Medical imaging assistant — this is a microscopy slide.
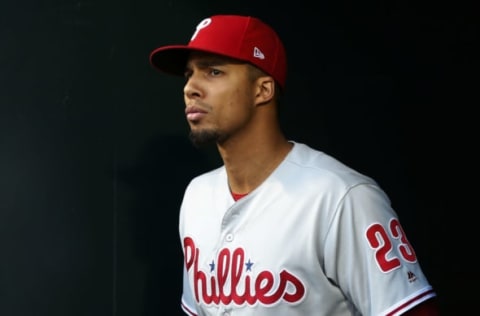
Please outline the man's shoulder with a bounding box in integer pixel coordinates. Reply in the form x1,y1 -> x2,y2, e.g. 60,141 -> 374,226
286,141 -> 377,187
189,165 -> 226,185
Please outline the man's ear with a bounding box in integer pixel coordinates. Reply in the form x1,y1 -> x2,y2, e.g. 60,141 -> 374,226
255,76 -> 275,106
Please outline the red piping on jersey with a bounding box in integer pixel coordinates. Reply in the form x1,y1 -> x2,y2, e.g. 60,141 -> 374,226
180,290 -> 436,315
181,302 -> 197,316
385,289 -> 436,316
231,192 -> 248,201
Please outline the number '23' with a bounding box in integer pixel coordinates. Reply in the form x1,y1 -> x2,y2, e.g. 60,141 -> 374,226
365,218 -> 417,273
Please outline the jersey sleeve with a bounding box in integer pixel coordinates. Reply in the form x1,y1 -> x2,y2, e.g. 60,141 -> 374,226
323,183 -> 436,315
181,264 -> 198,316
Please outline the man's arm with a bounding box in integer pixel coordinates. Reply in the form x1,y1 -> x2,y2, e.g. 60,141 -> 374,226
403,298 -> 440,315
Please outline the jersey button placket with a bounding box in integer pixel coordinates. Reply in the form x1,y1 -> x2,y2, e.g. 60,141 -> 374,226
225,233 -> 234,242
222,308 -> 231,316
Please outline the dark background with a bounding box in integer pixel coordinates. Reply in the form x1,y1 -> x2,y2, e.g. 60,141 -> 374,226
0,0 -> 476,315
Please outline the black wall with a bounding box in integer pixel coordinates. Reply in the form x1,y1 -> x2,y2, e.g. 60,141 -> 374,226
1,0 -> 476,315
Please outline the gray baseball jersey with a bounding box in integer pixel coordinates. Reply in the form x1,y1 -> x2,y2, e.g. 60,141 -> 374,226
179,141 -> 436,315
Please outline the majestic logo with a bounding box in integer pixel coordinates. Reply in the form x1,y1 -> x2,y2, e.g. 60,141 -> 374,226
407,271 -> 417,283
184,237 -> 306,307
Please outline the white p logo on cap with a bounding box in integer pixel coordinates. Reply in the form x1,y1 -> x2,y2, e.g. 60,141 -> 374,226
191,18 -> 212,41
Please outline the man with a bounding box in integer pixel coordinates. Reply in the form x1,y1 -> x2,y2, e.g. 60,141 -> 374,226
149,14 -> 439,315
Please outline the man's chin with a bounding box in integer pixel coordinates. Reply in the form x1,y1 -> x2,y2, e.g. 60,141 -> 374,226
188,130 -> 219,148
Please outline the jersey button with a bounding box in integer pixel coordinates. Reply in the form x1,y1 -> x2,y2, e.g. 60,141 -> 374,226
225,233 -> 234,242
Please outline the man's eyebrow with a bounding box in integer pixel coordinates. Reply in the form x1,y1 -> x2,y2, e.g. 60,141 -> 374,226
188,54 -> 245,68
194,58 -> 233,67
197,60 -> 224,67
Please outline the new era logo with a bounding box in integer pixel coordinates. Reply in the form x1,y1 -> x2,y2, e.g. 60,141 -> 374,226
253,47 -> 265,60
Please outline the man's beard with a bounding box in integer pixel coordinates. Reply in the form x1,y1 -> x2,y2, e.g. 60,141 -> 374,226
188,129 -> 223,148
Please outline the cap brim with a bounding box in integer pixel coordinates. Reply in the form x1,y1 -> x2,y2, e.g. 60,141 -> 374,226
150,45 -> 254,77
149,45 -> 192,76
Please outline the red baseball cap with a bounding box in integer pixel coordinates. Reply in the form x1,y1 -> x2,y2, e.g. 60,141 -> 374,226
149,15 -> 287,90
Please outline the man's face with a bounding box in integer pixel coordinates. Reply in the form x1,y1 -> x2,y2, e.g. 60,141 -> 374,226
183,52 -> 258,147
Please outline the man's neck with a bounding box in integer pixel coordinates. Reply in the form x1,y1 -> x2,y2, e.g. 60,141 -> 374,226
220,136 -> 293,195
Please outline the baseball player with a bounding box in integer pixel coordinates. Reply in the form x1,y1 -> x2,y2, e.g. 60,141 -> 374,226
149,14 -> 439,315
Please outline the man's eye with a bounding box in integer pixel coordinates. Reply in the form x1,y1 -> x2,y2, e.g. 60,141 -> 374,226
210,69 -> 221,76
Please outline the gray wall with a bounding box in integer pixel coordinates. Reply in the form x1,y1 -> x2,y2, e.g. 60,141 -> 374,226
0,0 -> 475,315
